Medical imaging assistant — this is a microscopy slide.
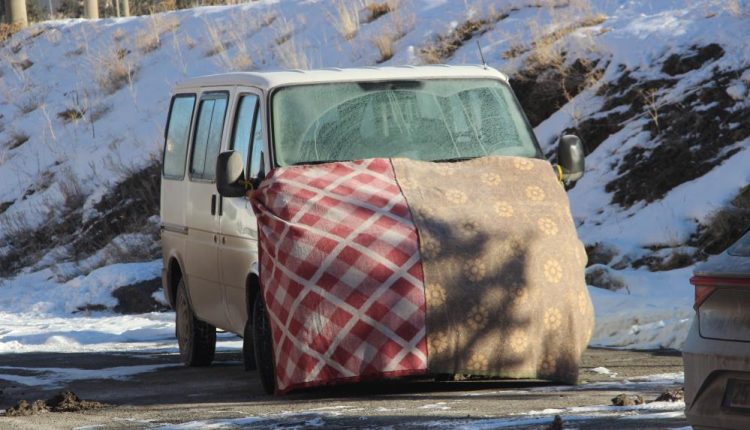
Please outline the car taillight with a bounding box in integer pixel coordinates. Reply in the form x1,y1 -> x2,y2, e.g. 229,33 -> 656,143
690,275 -> 750,310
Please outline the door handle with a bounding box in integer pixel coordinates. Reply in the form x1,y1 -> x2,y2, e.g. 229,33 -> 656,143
213,235 -> 218,243
211,194 -> 217,215
221,236 -> 226,245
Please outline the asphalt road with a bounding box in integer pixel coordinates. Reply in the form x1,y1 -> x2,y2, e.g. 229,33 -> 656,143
0,348 -> 687,430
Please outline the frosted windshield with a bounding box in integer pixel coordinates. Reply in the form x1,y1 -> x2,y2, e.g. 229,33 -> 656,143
271,79 -> 541,165
729,230 -> 750,257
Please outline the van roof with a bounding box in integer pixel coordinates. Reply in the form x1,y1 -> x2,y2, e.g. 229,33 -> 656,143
173,65 -> 509,92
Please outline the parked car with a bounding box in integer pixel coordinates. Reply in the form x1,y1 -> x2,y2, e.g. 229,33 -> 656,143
684,230 -> 750,429
160,66 -> 590,394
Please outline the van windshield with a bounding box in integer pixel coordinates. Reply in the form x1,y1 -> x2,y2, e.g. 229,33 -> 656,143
271,79 -> 542,166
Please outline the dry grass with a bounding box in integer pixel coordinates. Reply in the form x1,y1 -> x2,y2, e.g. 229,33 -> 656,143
725,0 -> 743,16
365,1 -> 394,22
258,11 -> 278,28
66,45 -> 85,57
372,33 -> 395,63
112,28 -> 127,42
136,15 -> 179,54
90,103 -> 112,122
275,35 -> 309,70
0,23 -> 23,44
417,3 -> 508,64
330,0 -> 362,40
58,107 -> 86,123
419,18 -> 489,64
16,92 -> 41,114
135,29 -> 160,54
90,45 -> 137,95
504,14 -> 606,62
640,88 -> 666,134
7,132 -> 29,149
204,22 -> 227,57
214,27 -> 254,71
58,167 -> 85,211
12,57 -> 33,70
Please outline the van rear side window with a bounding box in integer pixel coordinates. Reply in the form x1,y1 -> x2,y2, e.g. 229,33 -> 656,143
163,94 -> 196,179
191,93 -> 228,181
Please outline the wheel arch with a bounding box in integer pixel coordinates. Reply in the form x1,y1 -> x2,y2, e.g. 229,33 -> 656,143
246,261 -> 261,322
165,253 -> 185,309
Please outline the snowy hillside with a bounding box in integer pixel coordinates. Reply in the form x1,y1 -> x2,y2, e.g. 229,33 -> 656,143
0,0 -> 748,352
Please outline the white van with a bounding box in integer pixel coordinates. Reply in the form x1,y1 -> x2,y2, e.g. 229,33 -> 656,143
160,66 -> 585,394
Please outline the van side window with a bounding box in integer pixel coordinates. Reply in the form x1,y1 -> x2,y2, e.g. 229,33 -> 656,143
231,94 -> 259,178
163,94 -> 196,179
190,93 -> 228,181
248,106 -> 264,179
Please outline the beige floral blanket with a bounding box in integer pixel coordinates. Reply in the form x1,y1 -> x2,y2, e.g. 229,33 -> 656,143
392,156 -> 593,383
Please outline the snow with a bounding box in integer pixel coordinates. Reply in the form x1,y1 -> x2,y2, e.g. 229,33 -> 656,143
156,396 -> 688,429
419,402 -> 451,410
727,82 -> 748,100
0,0 -> 748,353
588,268 -> 694,349
0,363 -> 177,387
157,417 -> 263,430
0,259 -> 245,353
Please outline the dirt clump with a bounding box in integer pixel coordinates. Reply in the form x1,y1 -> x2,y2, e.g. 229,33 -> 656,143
585,242 -> 618,266
655,387 -> 684,402
47,390 -> 107,412
586,265 -> 628,291
662,44 -> 724,76
611,393 -> 644,406
546,414 -> 564,430
74,304 -> 108,313
4,399 -> 48,416
3,391 -> 108,416
112,278 -> 169,314
512,58 -> 601,127
632,250 -> 695,272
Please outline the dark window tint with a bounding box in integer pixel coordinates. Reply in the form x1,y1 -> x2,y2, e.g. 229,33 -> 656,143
231,95 -> 259,177
191,94 -> 228,181
163,95 -> 195,179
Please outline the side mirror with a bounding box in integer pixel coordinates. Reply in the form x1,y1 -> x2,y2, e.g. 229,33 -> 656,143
216,151 -> 247,198
557,135 -> 585,188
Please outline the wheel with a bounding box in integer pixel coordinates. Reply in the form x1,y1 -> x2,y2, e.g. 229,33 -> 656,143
175,278 -> 216,366
242,316 -> 257,371
253,291 -> 275,394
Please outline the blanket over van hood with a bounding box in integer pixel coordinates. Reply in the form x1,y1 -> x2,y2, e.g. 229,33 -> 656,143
250,157 -> 593,394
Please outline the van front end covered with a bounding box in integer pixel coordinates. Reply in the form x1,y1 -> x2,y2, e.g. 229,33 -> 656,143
249,156 -> 593,394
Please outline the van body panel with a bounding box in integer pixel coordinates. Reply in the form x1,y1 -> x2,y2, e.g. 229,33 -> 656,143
219,87 -> 264,333
219,196 -> 258,333
184,88 -> 233,329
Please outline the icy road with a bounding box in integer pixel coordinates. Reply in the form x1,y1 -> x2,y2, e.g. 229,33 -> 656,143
0,348 -> 688,429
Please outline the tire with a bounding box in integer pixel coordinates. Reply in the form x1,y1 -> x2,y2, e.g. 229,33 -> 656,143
175,278 -> 216,366
434,374 -> 454,382
253,291 -> 275,395
242,317 -> 257,371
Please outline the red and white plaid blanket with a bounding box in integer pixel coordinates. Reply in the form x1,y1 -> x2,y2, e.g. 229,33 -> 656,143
250,159 -> 428,393
250,156 -> 593,393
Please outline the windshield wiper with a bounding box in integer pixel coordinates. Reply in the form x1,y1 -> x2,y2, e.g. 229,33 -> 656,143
433,156 -> 477,163
291,160 -> 342,166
